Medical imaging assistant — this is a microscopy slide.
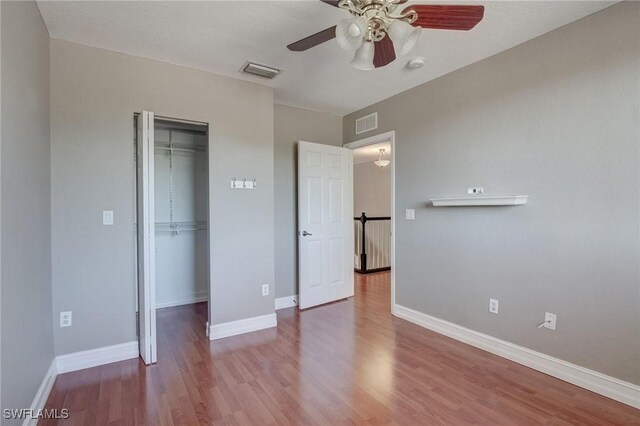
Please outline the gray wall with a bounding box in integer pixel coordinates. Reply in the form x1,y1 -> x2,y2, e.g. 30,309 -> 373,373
274,104 -> 342,299
51,40 -> 274,355
344,2 -> 640,384
1,0 -> 54,418
354,161 -> 391,217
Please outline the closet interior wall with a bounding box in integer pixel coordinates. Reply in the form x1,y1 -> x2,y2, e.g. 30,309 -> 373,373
154,120 -> 209,308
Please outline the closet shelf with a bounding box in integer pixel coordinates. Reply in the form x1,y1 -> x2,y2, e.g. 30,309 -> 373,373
430,195 -> 528,207
155,141 -> 206,153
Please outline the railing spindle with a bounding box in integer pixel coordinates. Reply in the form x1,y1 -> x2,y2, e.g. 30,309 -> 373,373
353,212 -> 391,274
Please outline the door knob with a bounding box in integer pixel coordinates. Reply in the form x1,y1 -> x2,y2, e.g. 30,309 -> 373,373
302,231 -> 312,236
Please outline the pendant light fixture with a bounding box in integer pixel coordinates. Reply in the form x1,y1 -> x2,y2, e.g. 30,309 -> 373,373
374,149 -> 390,167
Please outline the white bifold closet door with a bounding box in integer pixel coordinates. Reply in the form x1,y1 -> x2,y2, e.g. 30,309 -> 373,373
137,111 -> 157,365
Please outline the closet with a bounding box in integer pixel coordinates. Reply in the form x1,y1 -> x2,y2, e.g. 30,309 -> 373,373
153,119 -> 209,309
136,111 -> 210,364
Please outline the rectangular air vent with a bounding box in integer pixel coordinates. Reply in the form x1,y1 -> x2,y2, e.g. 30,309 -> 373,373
355,112 -> 378,135
241,61 -> 281,79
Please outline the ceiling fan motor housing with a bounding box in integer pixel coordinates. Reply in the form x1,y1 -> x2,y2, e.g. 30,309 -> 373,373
338,0 -> 418,42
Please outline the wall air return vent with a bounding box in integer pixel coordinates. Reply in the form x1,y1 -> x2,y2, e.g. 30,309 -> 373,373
241,61 -> 281,79
355,112 -> 378,135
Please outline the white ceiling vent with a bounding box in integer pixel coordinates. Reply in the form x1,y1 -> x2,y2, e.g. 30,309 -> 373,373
355,112 -> 378,135
241,61 -> 281,79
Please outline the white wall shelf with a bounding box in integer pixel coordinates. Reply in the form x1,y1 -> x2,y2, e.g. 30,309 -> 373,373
431,195 -> 528,207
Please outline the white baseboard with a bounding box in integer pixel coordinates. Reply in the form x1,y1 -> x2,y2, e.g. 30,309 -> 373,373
23,360 -> 57,426
56,341 -> 139,374
23,342 -> 139,424
394,304 -> 640,409
209,313 -> 277,340
156,292 -> 208,309
275,295 -> 298,310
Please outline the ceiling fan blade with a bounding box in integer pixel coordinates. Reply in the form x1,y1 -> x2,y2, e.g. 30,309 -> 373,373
320,0 -> 341,7
287,26 -> 337,51
404,5 -> 485,31
373,36 -> 396,68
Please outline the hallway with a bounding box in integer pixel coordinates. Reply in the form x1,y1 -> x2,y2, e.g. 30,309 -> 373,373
42,272 -> 639,424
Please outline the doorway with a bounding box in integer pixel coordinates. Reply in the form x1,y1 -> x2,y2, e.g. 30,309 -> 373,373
344,131 -> 396,313
135,111 -> 210,364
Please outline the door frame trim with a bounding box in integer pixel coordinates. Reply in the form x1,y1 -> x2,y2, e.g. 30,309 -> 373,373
344,131 -> 396,314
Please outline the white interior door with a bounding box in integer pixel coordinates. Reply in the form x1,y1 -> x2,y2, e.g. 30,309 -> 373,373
137,111 -> 157,364
298,141 -> 353,309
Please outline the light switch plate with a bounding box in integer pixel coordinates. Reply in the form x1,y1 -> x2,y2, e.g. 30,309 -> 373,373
405,209 -> 415,220
102,210 -> 114,225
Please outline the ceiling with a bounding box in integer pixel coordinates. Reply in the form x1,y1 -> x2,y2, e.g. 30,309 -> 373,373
37,1 -> 616,115
353,141 -> 391,165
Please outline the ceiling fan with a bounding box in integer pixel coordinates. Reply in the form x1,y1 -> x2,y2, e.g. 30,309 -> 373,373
287,0 -> 484,70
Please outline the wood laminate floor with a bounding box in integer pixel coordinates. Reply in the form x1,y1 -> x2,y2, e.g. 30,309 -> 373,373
42,272 -> 639,425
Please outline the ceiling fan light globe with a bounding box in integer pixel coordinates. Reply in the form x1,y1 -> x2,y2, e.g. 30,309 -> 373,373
348,23 -> 362,37
388,20 -> 422,56
350,41 -> 375,70
336,18 -> 367,51
401,27 -> 421,55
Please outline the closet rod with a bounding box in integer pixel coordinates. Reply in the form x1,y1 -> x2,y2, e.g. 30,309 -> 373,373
155,140 -> 206,151
155,221 -> 207,226
156,127 -> 207,136
154,146 -> 205,153
155,222 -> 208,233
155,228 -> 206,233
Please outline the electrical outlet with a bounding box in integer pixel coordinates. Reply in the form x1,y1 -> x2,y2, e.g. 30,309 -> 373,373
489,298 -> 499,314
405,209 -> 415,220
544,312 -> 557,330
60,311 -> 72,327
468,187 -> 484,195
262,284 -> 269,296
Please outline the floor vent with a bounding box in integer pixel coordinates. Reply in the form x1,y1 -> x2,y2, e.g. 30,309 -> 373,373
355,112 -> 378,134
241,61 -> 281,79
